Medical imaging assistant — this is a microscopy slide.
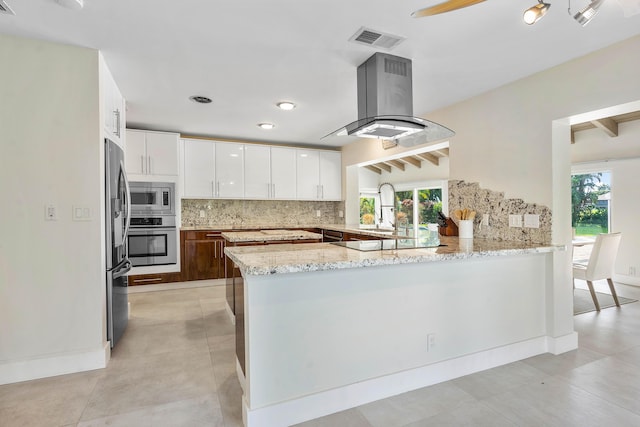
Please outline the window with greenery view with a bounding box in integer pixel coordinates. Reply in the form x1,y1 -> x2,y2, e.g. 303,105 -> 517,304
359,196 -> 376,225
571,172 -> 610,236
395,188 -> 443,233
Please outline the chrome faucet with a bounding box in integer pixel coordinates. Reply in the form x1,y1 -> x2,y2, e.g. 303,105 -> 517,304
378,182 -> 398,235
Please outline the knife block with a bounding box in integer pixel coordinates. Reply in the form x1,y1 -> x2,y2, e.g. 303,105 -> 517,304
438,217 -> 458,236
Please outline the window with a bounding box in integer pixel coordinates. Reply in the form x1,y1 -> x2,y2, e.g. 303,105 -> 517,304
359,195 -> 377,225
571,172 -> 610,236
396,187 -> 443,236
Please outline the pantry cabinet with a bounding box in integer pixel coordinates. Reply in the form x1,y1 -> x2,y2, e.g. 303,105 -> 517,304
125,130 -> 179,176
100,56 -> 125,146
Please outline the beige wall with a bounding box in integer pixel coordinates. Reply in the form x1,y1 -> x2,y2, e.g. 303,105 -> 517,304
0,34 -> 104,383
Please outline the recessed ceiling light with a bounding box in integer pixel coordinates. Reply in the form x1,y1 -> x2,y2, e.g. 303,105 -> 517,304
189,95 -> 212,104
276,101 -> 296,111
258,123 -> 275,130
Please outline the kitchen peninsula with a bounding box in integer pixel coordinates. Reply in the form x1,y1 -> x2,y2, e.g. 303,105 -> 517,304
225,237 -> 567,426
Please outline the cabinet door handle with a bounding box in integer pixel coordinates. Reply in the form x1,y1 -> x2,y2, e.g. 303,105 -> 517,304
272,183 -> 275,198
205,234 -> 218,237
267,183 -> 271,198
216,181 -> 220,197
141,155 -> 145,173
133,277 -> 163,283
211,181 -> 215,197
113,109 -> 121,137
321,185 -> 324,199
213,241 -> 216,258
148,157 -> 152,175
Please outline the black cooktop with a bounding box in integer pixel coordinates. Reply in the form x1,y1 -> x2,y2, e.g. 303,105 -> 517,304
331,239 -> 445,252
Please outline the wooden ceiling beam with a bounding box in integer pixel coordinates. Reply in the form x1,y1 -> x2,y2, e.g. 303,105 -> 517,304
590,117 -> 619,138
375,162 -> 392,172
416,152 -> 439,166
386,160 -> 405,171
403,156 -> 422,168
432,148 -> 449,157
364,165 -> 382,175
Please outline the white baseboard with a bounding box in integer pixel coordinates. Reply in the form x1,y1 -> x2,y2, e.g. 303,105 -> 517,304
243,335 -> 574,427
614,274 -> 640,287
0,343 -> 110,385
546,332 -> 579,355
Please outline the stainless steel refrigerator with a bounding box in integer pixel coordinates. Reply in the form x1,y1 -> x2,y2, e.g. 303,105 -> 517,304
105,138 -> 132,348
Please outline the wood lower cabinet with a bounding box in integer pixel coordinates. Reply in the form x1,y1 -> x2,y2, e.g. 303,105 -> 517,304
182,230 -> 226,281
128,272 -> 183,286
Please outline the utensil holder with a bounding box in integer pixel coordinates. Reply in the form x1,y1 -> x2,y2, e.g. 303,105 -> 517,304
459,220 -> 474,239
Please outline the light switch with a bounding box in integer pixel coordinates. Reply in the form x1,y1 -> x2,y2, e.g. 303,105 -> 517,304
72,205 -> 92,221
509,214 -> 522,227
524,214 -> 540,228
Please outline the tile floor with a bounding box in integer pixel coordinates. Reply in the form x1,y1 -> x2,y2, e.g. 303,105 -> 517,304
1,279 -> 640,427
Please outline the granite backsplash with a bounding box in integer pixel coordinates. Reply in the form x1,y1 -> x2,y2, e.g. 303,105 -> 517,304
181,199 -> 345,228
448,180 -> 552,244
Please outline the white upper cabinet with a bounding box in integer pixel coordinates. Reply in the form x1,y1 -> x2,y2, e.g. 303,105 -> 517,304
244,144 -> 271,199
215,142 -> 244,198
296,149 -> 321,200
270,147 -> 297,199
100,56 -> 125,146
183,138 -> 215,198
181,139 -> 341,201
125,130 -> 179,177
296,149 -> 342,200
319,151 -> 342,201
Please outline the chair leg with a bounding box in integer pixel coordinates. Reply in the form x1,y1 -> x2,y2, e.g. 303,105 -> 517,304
607,278 -> 621,307
586,280 -> 601,311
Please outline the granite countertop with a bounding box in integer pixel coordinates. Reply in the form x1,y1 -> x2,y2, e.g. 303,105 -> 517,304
224,236 -> 565,276
222,230 -> 323,242
181,224 -> 406,238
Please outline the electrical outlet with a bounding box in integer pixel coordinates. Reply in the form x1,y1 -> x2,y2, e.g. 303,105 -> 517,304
45,204 -> 57,221
199,210 -> 206,218
524,214 -> 540,228
316,210 -> 321,217
481,213 -> 489,226
427,334 -> 436,352
508,214 -> 522,227
339,210 -> 344,218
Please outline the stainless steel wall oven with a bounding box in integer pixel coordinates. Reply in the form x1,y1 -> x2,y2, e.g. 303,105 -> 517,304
128,181 -> 177,267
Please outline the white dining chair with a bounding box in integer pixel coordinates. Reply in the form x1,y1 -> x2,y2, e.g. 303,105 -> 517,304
572,232 -> 622,311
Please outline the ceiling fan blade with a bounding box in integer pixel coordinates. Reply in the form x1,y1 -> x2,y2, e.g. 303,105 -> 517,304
411,0 -> 486,17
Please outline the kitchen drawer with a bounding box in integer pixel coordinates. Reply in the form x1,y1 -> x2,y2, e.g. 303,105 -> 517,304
128,272 -> 183,286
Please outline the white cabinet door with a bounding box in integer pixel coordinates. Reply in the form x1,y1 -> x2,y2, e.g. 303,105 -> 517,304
296,149 -> 320,200
100,59 -> 124,146
183,139 -> 215,198
145,132 -> 179,176
125,130 -> 146,175
319,151 -> 342,200
270,147 -> 296,199
216,142 -> 244,198
244,144 -> 271,199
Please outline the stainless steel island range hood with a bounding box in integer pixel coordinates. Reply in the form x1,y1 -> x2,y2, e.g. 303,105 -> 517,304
325,52 -> 454,147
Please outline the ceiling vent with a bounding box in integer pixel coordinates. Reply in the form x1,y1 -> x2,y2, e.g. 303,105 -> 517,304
349,27 -> 405,50
0,1 -> 15,15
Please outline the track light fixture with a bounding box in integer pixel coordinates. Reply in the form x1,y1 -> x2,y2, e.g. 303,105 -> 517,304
570,0 -> 604,26
523,0 -> 551,24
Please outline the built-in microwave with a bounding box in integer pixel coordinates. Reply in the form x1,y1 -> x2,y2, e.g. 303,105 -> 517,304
129,182 -> 175,216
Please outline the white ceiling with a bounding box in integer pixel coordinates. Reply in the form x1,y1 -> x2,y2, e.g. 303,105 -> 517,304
1,0 -> 639,147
